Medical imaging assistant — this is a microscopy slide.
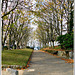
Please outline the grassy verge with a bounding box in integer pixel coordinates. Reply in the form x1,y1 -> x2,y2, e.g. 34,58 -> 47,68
54,46 -> 61,49
2,48 -> 33,67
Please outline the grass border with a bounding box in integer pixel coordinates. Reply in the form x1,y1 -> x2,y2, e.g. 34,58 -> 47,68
2,50 -> 34,70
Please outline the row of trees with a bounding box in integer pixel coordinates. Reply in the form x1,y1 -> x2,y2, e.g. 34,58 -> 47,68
32,0 -> 74,49
1,0 -> 74,50
1,0 -> 34,49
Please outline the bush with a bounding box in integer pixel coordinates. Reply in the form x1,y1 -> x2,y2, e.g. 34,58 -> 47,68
46,50 -> 58,55
26,46 -> 34,49
3,46 -> 8,50
30,47 -> 34,49
57,35 -> 65,44
57,32 -> 73,50
26,46 -> 30,48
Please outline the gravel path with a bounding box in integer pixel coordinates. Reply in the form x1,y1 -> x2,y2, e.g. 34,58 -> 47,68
2,50 -> 73,75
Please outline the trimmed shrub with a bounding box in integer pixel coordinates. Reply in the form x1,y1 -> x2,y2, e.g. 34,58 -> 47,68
26,46 -> 30,48
57,32 -> 73,50
3,46 -> 8,50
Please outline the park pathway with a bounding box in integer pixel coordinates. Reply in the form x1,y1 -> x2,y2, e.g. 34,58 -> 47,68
2,50 -> 73,75
22,50 -> 73,75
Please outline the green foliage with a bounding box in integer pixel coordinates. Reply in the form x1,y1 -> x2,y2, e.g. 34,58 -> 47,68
57,32 -> 73,50
57,35 -> 65,44
54,46 -> 61,49
46,50 -> 54,53
3,46 -> 8,50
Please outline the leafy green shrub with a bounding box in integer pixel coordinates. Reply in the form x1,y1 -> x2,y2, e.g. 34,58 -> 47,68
3,46 -> 8,50
30,47 -> 34,49
57,35 -> 65,44
54,46 -> 61,49
46,50 -> 54,53
26,46 -> 30,48
46,50 -> 58,55
57,32 -> 73,50
62,33 -> 73,49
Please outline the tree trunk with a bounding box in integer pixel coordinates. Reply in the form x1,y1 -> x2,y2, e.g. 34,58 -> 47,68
69,2 -> 73,33
2,19 -> 4,50
9,31 -> 11,49
40,42 -> 41,48
66,51 -> 69,59
50,41 -> 52,48
17,41 -> 19,49
53,41 -> 54,48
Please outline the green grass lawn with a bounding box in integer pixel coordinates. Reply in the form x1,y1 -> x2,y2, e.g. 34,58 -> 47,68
2,48 -> 33,66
